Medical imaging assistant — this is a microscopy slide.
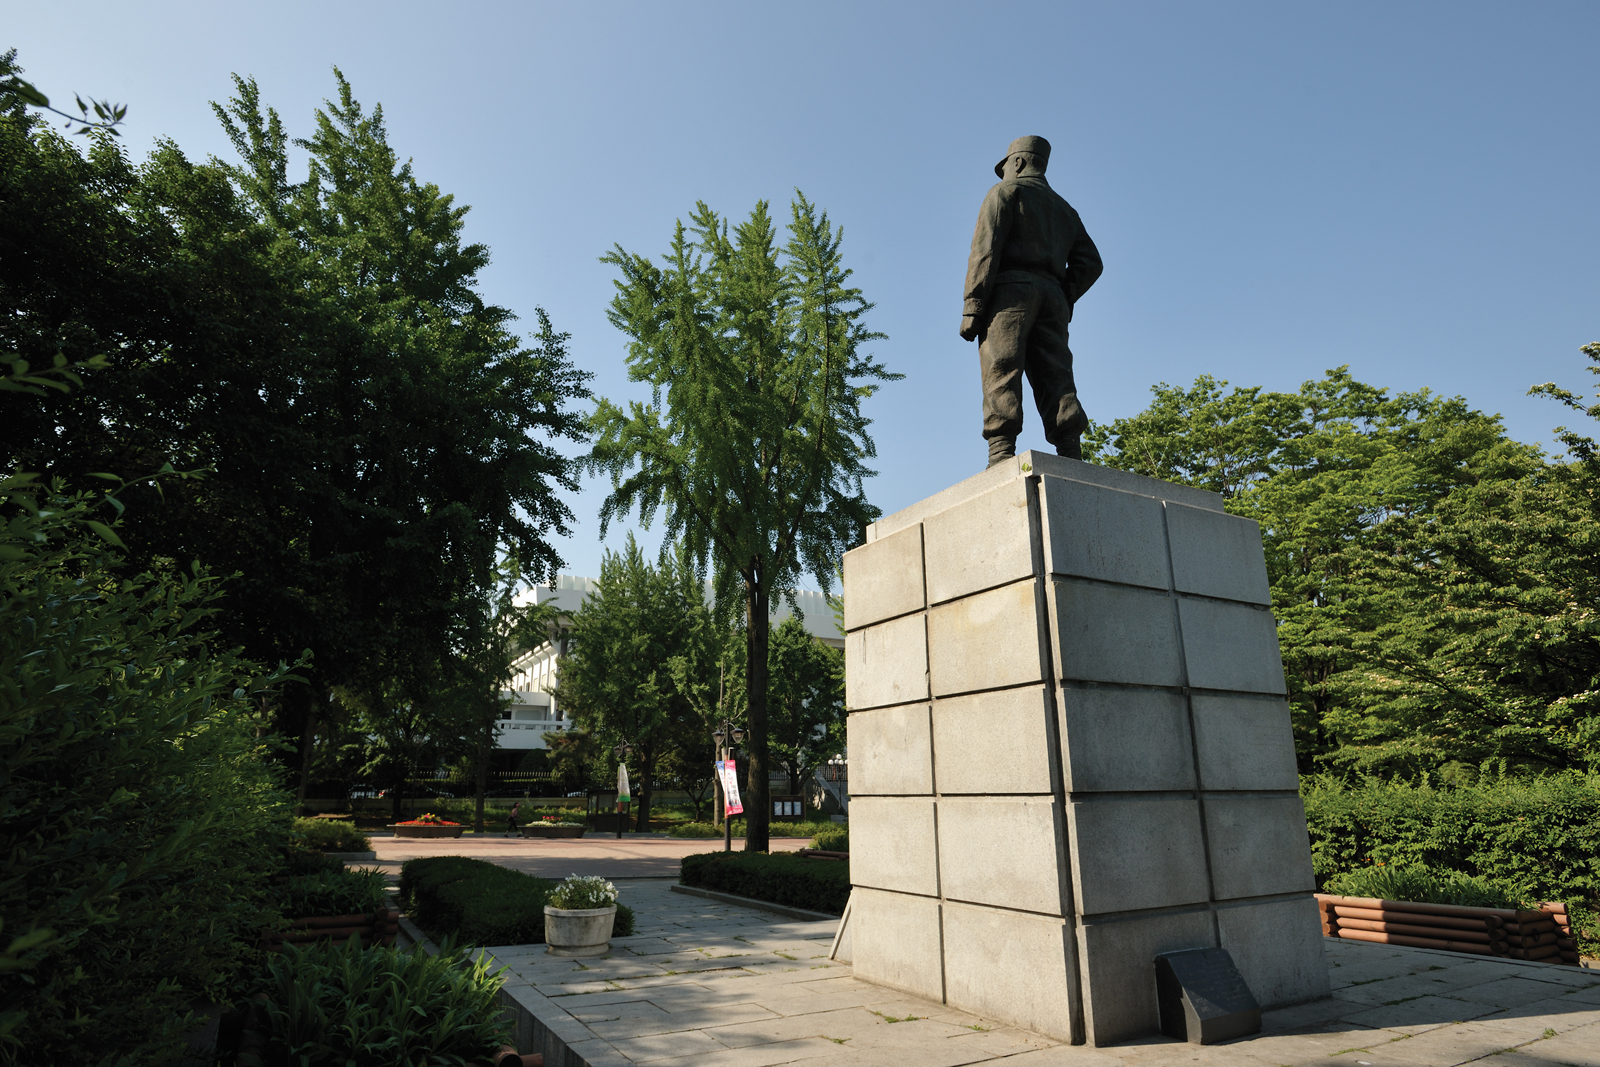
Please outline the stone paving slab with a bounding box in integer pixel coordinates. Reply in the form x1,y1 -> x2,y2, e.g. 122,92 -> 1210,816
481,880 -> 1600,1067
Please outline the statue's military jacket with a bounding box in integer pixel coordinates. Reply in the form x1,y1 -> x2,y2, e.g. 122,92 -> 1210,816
962,174 -> 1103,320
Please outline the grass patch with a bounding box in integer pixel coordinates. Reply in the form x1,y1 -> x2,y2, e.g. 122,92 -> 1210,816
668,819 -> 840,839
399,856 -> 635,945
680,851 -> 851,914
1323,865 -> 1519,909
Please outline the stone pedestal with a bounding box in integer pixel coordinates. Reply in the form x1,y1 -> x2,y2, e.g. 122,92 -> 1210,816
841,452 -> 1329,1046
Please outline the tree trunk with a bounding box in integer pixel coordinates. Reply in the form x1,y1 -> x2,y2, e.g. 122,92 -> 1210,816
745,576 -> 771,852
636,749 -> 654,832
294,689 -> 319,817
474,710 -> 491,833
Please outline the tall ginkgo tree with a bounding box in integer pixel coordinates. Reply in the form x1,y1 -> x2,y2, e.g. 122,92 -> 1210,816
586,194 -> 898,850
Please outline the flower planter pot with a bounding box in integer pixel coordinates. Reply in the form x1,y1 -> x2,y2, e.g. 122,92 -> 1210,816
521,825 -> 586,839
390,824 -> 464,839
544,904 -> 617,957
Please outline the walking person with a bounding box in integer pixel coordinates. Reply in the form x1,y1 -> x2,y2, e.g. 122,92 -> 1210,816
507,800 -> 521,838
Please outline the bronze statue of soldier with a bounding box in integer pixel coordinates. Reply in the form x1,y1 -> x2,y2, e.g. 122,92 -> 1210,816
961,135 -> 1102,467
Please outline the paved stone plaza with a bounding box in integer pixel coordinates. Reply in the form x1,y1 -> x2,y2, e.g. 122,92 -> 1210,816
459,879 -> 1600,1067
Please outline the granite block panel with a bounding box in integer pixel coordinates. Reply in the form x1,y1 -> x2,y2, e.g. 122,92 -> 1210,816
848,888 -> 944,1002
932,687 -> 1053,795
1166,502 -> 1272,605
1067,795 -> 1209,915
848,797 -> 939,897
942,902 -> 1078,1041
1077,908 -> 1216,1046
922,478 -> 1035,605
1051,581 -> 1183,687
1214,896 -> 1333,1008
1191,694 -> 1299,792
1204,796 -> 1317,900
927,580 -> 1042,697
1038,476 -> 1170,590
937,797 -> 1066,916
842,523 -> 925,630
1058,685 -> 1195,793
845,613 -> 928,711
1178,598 -> 1287,695
847,705 -> 932,796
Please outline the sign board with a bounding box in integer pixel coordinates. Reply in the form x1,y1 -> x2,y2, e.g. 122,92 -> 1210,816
716,759 -> 744,816
1154,947 -> 1260,1044
772,795 -> 803,818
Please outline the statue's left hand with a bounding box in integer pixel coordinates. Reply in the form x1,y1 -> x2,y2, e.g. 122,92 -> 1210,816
959,315 -> 980,342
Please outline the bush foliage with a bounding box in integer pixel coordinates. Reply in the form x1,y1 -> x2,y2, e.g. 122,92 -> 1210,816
0,459 -> 297,1064
1303,773 -> 1600,951
276,867 -> 389,918
398,857 -> 634,945
254,937 -> 510,1066
680,851 -> 851,915
809,825 -> 848,852
291,817 -> 371,853
1321,865 -> 1517,910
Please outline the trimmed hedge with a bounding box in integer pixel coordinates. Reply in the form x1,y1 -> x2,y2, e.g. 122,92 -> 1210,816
398,857 -> 634,946
292,816 -> 371,853
680,852 -> 851,915
809,825 -> 848,852
1303,773 -> 1600,953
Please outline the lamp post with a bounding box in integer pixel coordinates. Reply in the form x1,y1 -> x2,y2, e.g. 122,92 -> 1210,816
613,742 -> 633,839
711,721 -> 744,854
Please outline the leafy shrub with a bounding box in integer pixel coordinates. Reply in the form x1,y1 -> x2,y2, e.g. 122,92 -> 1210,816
1322,865 -> 1518,909
277,867 -> 389,918
680,852 -> 851,915
399,857 -> 634,945
548,875 -> 618,909
254,937 -> 509,1064
810,825 -> 848,851
1303,773 -> 1600,953
291,816 -> 371,853
1,463 -> 297,1065
668,821 -> 723,838
278,849 -> 346,877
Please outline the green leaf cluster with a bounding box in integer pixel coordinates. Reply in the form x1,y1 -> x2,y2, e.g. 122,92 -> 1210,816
254,938 -> 510,1066
1089,361 -> 1600,775
0,463 -> 298,1064
1,61 -> 590,804
275,868 -> 389,919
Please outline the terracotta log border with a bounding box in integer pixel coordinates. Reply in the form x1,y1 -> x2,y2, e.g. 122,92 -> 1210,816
520,825 -> 586,838
1316,893 -> 1582,967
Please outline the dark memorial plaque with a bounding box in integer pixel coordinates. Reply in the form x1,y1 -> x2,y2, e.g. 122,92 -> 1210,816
1154,948 -> 1262,1044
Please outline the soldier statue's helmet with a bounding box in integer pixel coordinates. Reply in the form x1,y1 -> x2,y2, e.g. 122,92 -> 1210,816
995,135 -> 1051,178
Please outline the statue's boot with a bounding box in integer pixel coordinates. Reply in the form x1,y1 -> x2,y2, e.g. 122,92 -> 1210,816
987,435 -> 1016,468
1056,437 -> 1083,461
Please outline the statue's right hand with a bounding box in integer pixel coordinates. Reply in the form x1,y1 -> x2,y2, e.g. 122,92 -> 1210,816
959,315 -> 980,342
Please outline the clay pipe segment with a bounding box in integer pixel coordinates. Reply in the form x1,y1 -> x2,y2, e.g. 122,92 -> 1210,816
1330,906 -> 1499,933
1333,917 -> 1497,943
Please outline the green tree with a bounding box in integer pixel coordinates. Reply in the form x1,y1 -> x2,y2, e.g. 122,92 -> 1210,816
551,538 -> 705,830
587,195 -> 898,849
767,616 -> 845,797
1,69 -> 591,805
1088,367 -> 1532,773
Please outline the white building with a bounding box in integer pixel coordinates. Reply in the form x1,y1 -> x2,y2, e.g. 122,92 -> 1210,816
494,575 -> 842,754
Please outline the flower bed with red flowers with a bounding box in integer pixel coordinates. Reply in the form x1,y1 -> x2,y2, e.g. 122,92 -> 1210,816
396,813 -> 460,826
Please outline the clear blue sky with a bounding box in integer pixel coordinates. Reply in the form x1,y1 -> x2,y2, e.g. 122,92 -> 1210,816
9,2 -> 1599,587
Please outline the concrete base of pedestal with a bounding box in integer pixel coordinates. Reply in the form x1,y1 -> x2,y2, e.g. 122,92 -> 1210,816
841,452 -> 1329,1046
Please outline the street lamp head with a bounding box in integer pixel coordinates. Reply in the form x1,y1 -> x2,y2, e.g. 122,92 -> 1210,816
712,728 -> 725,747
731,727 -> 745,746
